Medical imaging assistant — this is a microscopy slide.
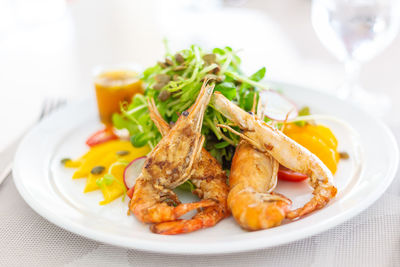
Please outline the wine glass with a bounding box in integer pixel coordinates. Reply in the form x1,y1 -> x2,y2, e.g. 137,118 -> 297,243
311,0 -> 400,115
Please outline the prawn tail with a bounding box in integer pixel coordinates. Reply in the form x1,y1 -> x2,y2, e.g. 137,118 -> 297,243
150,219 -> 203,235
228,188 -> 292,231
133,199 -> 217,224
286,184 -> 337,220
172,199 -> 217,219
150,206 -> 226,235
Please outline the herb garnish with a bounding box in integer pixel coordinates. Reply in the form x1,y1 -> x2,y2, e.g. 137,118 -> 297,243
112,44 -> 269,169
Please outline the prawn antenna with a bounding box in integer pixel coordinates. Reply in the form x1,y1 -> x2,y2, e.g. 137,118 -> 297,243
216,124 -> 261,151
280,107 -> 295,132
251,93 -> 257,114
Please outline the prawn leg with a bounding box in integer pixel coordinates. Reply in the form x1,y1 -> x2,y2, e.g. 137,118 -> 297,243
286,184 -> 336,219
150,206 -> 223,235
132,179 -> 216,223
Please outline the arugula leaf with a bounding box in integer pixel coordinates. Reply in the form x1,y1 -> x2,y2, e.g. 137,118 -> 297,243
215,82 -> 236,100
249,67 -> 266,82
112,44 -> 268,168
215,141 -> 230,149
242,90 -> 257,111
295,106 -> 311,127
299,106 -> 310,116
130,132 -> 150,147
213,47 -> 226,55
112,113 -> 138,134
176,180 -> 196,192
142,64 -> 162,81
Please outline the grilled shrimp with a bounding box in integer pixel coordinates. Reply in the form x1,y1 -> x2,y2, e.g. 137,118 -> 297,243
211,92 -> 337,220
223,96 -> 291,230
146,98 -> 229,235
229,140 -> 291,230
129,81 -> 216,224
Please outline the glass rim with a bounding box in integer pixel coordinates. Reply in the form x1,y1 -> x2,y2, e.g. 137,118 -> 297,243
92,63 -> 143,78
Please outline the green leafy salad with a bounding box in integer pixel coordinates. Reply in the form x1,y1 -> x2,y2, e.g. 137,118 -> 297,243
112,44 -> 272,170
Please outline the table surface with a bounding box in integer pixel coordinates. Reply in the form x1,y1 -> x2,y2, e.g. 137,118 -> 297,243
1,0 -> 400,266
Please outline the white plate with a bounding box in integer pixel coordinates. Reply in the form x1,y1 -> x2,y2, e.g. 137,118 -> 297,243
13,83 -> 398,255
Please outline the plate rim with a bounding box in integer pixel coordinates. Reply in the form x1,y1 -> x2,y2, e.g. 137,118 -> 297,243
12,82 -> 399,255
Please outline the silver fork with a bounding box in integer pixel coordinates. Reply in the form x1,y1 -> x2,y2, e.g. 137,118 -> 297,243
0,98 -> 66,186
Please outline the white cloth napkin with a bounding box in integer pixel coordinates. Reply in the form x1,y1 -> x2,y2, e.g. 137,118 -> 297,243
1,163 -> 399,267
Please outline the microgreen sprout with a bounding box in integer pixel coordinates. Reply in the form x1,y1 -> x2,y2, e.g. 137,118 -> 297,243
112,43 -> 268,169
96,161 -> 129,201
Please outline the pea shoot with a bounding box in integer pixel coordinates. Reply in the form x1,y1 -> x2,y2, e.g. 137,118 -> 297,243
96,160 -> 129,201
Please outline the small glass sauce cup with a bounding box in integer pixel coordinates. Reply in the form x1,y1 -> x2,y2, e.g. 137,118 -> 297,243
93,65 -> 144,126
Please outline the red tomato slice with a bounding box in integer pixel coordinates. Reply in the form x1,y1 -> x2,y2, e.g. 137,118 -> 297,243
127,185 -> 135,199
278,167 -> 308,182
86,127 -> 118,147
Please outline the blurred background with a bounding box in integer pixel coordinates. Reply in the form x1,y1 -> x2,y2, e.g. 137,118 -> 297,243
1,0 -> 400,151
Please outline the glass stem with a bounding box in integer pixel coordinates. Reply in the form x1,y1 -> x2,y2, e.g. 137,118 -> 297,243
338,60 -> 361,99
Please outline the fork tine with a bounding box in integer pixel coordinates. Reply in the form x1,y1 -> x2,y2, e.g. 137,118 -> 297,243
0,97 -> 66,186
38,98 -> 66,122
38,99 -> 49,121
57,99 -> 67,109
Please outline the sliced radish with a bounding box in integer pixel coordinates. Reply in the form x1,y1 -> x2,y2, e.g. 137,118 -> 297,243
123,156 -> 146,190
259,89 -> 298,121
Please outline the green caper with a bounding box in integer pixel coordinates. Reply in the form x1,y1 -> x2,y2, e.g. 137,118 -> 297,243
158,90 -> 171,101
165,58 -> 173,66
91,166 -> 105,175
116,150 -> 130,156
154,74 -> 170,84
157,61 -> 167,68
60,158 -> 71,165
210,65 -> 220,74
203,53 -> 216,65
153,82 -> 164,91
173,74 -> 180,81
175,53 -> 184,64
172,65 -> 186,71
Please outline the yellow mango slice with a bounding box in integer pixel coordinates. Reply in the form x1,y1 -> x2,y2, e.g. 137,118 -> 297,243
99,163 -> 128,205
284,124 -> 340,174
97,145 -> 149,204
66,138 -> 150,205
84,146 -> 146,193
84,153 -> 118,193
64,159 -> 82,168
284,124 -> 338,150
72,140 -> 133,179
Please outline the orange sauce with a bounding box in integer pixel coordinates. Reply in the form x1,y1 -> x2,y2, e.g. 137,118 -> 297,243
94,70 -> 143,126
